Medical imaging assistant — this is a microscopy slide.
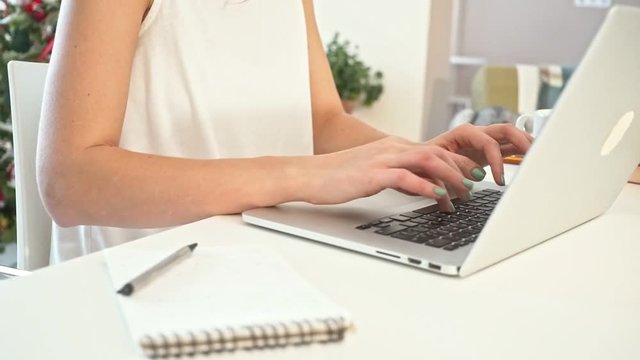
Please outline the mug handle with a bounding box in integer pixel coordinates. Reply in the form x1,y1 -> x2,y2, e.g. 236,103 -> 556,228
515,114 -> 534,134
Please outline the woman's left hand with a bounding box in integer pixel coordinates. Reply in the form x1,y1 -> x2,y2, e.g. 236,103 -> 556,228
427,123 -> 534,185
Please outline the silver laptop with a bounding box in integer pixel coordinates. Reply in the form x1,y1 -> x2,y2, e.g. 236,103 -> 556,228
243,6 -> 640,277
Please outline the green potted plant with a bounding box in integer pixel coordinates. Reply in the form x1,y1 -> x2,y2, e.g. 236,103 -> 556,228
326,33 -> 384,113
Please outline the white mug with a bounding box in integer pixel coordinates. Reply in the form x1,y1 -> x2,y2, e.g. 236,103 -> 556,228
515,109 -> 553,137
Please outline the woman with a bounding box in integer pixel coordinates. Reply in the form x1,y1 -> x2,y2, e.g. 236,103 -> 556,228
38,0 -> 532,262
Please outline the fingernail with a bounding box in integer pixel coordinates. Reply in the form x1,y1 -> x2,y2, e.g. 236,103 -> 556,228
471,168 -> 486,181
448,201 -> 456,213
467,192 -> 473,200
434,187 -> 448,197
501,175 -> 506,186
463,178 -> 474,190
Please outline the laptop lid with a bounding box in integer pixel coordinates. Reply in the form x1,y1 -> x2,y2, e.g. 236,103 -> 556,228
459,6 -> 640,276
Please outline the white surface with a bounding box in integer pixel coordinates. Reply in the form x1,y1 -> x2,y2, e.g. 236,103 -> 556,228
315,0 -> 431,141
1,166 -> 639,359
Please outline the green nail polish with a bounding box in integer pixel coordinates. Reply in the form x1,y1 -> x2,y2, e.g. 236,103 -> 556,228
471,168 -> 486,181
463,178 -> 474,190
467,192 -> 473,200
448,201 -> 456,213
501,175 -> 506,186
434,187 -> 447,197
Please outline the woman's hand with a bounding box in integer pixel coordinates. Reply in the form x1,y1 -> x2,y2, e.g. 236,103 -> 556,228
428,123 -> 534,185
304,124 -> 533,212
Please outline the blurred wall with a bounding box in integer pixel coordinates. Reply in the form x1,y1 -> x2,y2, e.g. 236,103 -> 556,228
424,0 -> 640,139
459,0 -> 640,65
315,0 -> 432,141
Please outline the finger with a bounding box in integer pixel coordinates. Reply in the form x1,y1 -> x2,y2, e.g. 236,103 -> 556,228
378,169 -> 449,200
421,176 -> 452,211
435,153 -> 475,202
433,179 -> 455,212
500,144 -> 524,157
484,124 -> 534,155
447,125 -> 506,186
397,149 -> 474,198
448,152 -> 486,183
424,154 -> 475,199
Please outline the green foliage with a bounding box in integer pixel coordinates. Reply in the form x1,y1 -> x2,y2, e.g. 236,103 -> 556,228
1,0 -> 60,123
326,33 -> 384,107
0,0 -> 60,253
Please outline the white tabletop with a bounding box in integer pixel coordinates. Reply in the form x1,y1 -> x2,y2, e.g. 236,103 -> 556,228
2,165 -> 639,360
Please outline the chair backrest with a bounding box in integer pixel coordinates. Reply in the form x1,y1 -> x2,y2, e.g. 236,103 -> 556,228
7,61 -> 51,270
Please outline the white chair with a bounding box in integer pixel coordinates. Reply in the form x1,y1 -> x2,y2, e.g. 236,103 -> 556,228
8,61 -> 51,271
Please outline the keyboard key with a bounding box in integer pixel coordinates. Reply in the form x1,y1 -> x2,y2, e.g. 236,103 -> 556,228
390,215 -> 411,222
391,230 -> 419,241
375,224 -> 407,235
356,224 -> 371,230
431,212 -> 449,218
439,226 -> 457,232
448,223 -> 467,230
425,238 -> 455,248
401,212 -> 422,219
443,244 -> 459,251
466,234 -> 479,242
415,233 -> 439,242
414,204 -> 440,215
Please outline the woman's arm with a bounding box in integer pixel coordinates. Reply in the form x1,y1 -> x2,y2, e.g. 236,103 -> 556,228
302,0 -> 533,186
38,0 -> 316,228
39,0 -> 530,230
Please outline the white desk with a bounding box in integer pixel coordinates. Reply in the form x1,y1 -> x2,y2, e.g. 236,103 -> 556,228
1,166 -> 639,360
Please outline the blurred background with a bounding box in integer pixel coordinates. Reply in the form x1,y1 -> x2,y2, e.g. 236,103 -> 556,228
316,0 -> 640,141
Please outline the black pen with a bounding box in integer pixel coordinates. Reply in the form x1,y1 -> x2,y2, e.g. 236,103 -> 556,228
117,243 -> 198,296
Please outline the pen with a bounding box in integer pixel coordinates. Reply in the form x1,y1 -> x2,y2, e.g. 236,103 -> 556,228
117,243 -> 198,296
503,155 -> 523,165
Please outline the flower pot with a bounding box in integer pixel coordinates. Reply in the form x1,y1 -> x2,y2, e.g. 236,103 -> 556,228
341,100 -> 356,114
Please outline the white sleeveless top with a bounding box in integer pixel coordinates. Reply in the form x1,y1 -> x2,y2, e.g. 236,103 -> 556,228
50,0 -> 313,263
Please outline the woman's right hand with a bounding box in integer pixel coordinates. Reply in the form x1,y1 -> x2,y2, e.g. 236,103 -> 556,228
304,136 -> 482,212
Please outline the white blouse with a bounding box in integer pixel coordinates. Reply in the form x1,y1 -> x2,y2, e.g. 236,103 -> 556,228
50,0 -> 313,263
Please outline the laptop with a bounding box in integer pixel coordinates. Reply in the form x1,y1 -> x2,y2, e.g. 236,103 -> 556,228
243,6 -> 640,277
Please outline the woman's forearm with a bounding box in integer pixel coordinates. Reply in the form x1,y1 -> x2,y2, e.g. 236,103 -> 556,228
313,112 -> 389,154
38,146 -> 316,228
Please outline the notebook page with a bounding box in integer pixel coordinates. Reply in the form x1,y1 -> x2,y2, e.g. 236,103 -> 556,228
106,245 -> 350,340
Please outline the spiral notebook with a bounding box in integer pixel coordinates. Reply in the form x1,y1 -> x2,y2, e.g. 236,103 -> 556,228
106,245 -> 352,358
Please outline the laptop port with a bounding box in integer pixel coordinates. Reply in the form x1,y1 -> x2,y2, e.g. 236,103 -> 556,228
407,257 -> 422,265
375,250 -> 401,259
428,263 -> 442,271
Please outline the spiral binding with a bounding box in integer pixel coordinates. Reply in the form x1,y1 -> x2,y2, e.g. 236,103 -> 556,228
139,317 -> 350,358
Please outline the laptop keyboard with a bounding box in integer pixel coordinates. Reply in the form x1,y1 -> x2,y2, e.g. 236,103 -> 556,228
355,189 -> 503,251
